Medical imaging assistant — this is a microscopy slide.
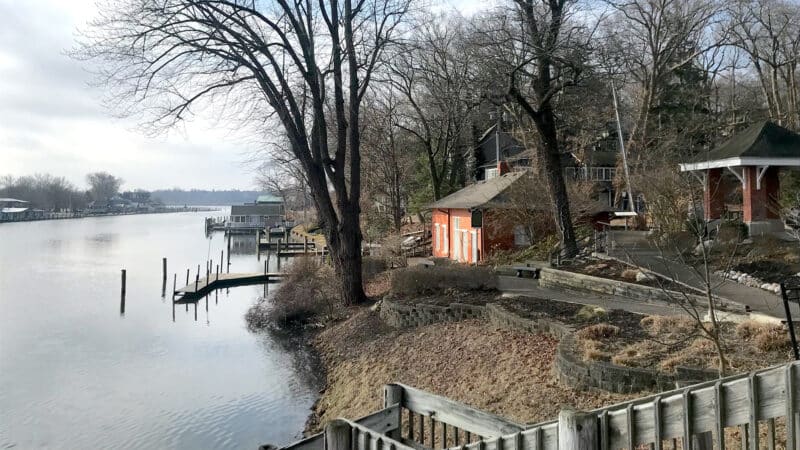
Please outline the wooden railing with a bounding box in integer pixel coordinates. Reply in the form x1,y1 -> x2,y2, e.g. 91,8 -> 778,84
273,362 -> 799,450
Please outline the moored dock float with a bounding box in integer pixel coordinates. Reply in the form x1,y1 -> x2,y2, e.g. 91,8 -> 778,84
174,272 -> 285,301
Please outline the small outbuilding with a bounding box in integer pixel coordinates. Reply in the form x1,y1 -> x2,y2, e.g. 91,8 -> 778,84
428,170 -> 529,264
679,121 -> 800,235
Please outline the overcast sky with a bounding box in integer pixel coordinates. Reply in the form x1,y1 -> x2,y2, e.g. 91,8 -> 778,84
0,0 -> 486,192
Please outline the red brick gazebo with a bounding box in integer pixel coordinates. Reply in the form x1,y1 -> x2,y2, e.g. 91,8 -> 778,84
679,121 -> 800,235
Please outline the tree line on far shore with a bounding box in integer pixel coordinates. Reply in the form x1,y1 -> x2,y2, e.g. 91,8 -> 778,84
0,173 -> 272,210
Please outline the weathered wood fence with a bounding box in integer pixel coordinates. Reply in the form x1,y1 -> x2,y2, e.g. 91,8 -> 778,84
272,361 -> 800,450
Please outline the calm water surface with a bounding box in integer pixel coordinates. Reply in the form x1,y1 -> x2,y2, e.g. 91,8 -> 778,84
0,211 -> 318,449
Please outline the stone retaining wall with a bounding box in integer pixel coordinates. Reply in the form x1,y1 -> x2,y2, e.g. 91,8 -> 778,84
538,267 -> 745,312
379,299 -> 718,394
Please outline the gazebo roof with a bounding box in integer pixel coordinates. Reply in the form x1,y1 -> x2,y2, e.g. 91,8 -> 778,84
680,121 -> 800,171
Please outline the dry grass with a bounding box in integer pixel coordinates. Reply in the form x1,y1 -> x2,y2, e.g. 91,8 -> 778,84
310,313 -> 633,433
620,269 -> 639,280
574,305 -> 608,322
736,320 -> 792,352
576,323 -> 620,341
640,315 -> 697,336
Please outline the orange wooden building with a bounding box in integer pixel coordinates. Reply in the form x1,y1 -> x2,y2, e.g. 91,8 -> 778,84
428,171 -> 527,264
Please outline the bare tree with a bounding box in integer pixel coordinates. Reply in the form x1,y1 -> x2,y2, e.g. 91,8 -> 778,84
387,15 -> 477,200
603,0 -> 726,156
360,89 -> 413,232
726,0 -> 800,128
471,0 -> 598,257
86,171 -> 123,203
77,0 -> 411,304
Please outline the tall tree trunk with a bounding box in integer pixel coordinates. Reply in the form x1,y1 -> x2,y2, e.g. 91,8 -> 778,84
326,206 -> 366,305
534,108 -> 578,258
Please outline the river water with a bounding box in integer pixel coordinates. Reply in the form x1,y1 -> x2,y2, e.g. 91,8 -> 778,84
0,211 -> 319,449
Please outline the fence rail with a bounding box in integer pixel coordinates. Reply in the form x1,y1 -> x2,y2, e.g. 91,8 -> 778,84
274,362 -> 799,450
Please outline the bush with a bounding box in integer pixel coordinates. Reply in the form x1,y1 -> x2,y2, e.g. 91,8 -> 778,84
245,257 -> 340,329
390,265 -> 497,297
576,323 -> 620,341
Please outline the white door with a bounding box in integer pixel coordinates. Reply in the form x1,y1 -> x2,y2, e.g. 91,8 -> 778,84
471,230 -> 478,263
462,231 -> 469,263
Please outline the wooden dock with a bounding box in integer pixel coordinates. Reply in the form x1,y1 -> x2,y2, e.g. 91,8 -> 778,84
174,272 -> 284,301
259,239 -> 316,250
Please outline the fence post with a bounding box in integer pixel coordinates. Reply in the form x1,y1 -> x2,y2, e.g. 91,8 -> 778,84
558,409 -> 597,450
324,419 -> 352,450
384,384 -> 404,439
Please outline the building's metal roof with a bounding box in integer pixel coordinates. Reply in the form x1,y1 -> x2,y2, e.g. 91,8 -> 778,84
428,171 -> 525,210
256,194 -> 283,204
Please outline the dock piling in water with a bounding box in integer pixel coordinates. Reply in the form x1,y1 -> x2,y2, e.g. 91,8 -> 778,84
162,257 -> 167,282
172,273 -> 177,300
185,268 -> 190,285
121,269 -> 126,297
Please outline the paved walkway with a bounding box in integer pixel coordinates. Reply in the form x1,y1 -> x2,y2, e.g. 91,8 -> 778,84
497,276 -> 689,317
604,231 -> 798,319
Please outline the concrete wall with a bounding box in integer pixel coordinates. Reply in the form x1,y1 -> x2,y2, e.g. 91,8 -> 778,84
379,299 -> 718,394
538,267 -> 746,312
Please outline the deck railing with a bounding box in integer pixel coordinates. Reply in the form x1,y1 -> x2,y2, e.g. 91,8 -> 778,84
273,362 -> 799,450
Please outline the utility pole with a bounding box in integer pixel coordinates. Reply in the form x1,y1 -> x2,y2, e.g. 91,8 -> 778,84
612,80 -> 636,213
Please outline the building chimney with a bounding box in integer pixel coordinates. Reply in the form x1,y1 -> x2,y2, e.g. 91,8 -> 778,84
498,160 -> 511,175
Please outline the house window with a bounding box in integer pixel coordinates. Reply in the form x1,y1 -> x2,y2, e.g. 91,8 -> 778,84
485,167 -> 499,180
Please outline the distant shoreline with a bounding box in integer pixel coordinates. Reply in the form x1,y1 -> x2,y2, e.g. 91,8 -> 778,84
0,206 -> 221,224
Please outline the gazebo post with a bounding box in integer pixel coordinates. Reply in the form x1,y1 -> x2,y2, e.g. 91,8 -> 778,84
704,168 -> 725,222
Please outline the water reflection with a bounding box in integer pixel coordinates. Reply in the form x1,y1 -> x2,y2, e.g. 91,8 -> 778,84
0,212 -> 316,449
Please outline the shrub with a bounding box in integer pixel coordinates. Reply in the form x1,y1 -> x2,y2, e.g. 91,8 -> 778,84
378,233 -> 408,269
389,265 -> 497,297
245,257 -> 340,329
574,305 -> 608,322
576,323 -> 620,341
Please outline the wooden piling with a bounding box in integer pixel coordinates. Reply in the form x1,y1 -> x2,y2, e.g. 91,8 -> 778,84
264,260 -> 267,276
558,409 -> 597,450
304,236 -> 308,250
185,268 -> 190,285
216,264 -> 219,281
195,273 -> 199,290
172,273 -> 177,299
121,269 -> 127,297
162,257 -> 167,281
